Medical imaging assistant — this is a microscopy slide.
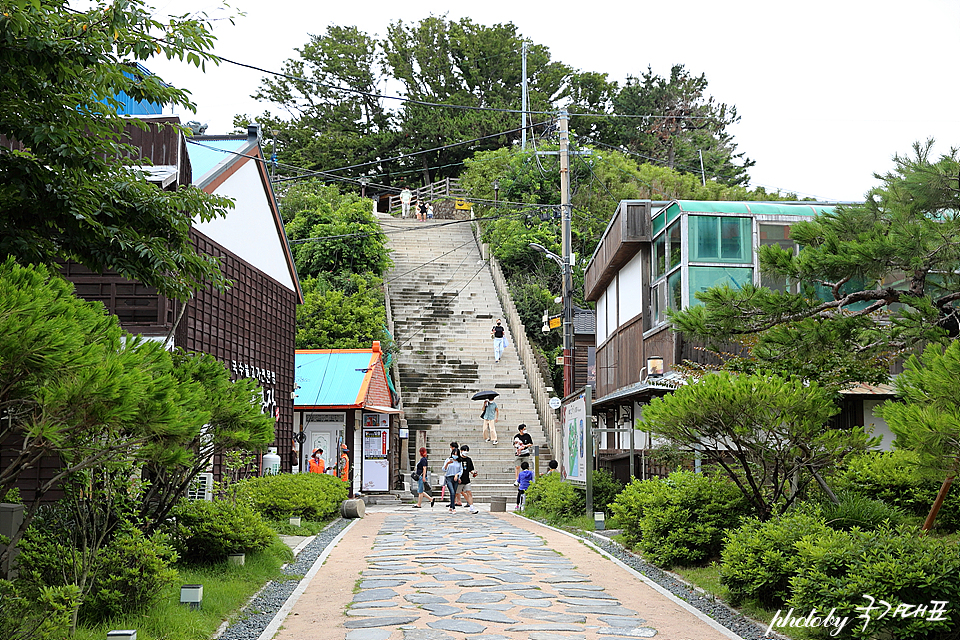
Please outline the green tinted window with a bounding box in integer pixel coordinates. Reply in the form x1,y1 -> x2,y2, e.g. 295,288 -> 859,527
690,216 -> 752,263
689,266 -> 754,305
667,222 -> 682,271
668,270 -> 682,311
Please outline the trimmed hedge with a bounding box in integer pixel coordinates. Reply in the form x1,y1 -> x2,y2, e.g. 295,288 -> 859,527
524,472 -> 582,521
719,509 -> 830,607
610,470 -> 749,567
170,499 -> 276,562
790,525 -> 960,639
236,472 -> 348,520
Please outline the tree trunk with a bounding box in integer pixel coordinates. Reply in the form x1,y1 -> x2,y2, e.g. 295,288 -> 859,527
922,475 -> 954,533
810,468 -> 840,505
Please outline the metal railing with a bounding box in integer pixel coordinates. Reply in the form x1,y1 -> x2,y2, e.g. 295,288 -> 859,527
474,224 -> 561,459
388,177 -> 468,217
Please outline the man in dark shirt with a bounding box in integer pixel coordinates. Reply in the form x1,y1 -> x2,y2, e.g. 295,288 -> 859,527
455,444 -> 479,513
491,319 -> 506,362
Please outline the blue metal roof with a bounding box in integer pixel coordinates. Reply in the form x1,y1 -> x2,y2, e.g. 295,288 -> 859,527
294,350 -> 378,408
184,137 -> 249,184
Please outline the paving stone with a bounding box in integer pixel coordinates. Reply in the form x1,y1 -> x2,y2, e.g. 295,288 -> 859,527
402,629 -> 455,640
558,597 -> 623,607
457,592 -> 506,604
506,589 -> 554,599
350,601 -> 397,609
597,627 -> 657,637
427,619 -> 488,634
559,589 -> 616,599
348,609 -> 418,617
529,634 -> 586,640
598,616 -> 649,627
504,624 -> 586,632
540,576 -> 590,583
511,598 -> 553,608
518,608 -> 588,623
567,606 -> 639,616
404,593 -> 448,605
466,603 -> 515,611
457,564 -> 507,575
472,635 -> 510,640
346,629 -> 392,640
480,584 -> 538,592
360,579 -> 407,588
453,611 -> 520,624
455,579 -> 503,587
560,584 -> 605,591
345,616 -> 421,628
353,588 -> 399,602
421,604 -> 462,617
435,573 -> 475,581
490,573 -> 532,583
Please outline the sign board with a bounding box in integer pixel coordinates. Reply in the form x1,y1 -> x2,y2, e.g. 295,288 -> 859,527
455,198 -> 473,210
548,317 -> 561,329
561,395 -> 587,484
549,396 -> 561,410
361,425 -> 389,492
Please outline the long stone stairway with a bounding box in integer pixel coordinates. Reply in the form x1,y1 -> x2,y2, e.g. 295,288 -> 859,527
381,214 -> 549,501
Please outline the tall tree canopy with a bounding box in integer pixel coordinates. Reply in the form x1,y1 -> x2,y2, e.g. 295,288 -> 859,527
0,0 -> 233,299
671,140 -> 960,387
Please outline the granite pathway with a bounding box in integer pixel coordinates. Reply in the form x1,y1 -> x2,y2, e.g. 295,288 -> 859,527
272,508 -> 743,640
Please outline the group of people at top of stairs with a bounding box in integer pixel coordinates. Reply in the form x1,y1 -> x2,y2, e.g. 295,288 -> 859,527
399,188 -> 433,221
411,424 -> 559,513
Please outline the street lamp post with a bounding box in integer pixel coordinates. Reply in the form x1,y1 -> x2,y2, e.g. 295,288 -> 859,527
529,242 -> 573,397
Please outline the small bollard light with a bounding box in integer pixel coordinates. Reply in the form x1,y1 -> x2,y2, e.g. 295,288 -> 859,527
594,511 -> 605,531
289,516 -> 301,527
106,631 -> 137,640
180,584 -> 203,610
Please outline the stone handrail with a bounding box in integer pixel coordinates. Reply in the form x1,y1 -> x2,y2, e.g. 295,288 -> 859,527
473,225 -> 561,459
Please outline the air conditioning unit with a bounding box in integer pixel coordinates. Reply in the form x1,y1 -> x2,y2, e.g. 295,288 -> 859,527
187,473 -> 214,501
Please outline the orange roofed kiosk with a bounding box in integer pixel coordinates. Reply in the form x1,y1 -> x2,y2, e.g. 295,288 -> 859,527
294,342 -> 401,496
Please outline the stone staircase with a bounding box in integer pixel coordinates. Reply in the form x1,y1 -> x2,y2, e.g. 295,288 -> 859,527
381,214 -> 550,501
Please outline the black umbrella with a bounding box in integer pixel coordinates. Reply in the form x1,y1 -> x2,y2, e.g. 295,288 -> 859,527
472,390 -> 499,401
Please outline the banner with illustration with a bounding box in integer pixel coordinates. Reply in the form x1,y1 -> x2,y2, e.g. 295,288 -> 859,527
562,395 -> 587,483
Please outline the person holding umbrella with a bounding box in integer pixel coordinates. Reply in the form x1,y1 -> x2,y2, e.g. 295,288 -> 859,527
473,390 -> 499,444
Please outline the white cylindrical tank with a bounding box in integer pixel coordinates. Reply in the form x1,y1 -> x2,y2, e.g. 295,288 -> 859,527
263,447 -> 281,476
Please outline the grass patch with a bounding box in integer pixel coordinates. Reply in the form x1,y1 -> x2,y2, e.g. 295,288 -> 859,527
72,538 -> 293,640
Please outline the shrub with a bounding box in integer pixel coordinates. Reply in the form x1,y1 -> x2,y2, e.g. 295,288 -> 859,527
610,470 -> 749,567
236,472 -> 348,520
833,450 -> 960,530
790,525 -> 960,639
719,509 -> 830,607
592,469 -> 624,514
170,499 -> 276,562
17,524 -> 178,624
524,472 -> 582,521
819,492 -> 907,531
0,580 -> 78,640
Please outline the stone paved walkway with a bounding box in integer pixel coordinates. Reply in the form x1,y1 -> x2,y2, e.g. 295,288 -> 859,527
273,508 -> 742,640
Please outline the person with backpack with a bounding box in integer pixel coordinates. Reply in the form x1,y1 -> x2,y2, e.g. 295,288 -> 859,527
412,447 -> 434,508
480,399 -> 499,445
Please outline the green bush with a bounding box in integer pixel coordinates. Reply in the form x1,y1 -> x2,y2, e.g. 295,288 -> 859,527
719,509 -> 830,607
790,525 -> 960,639
833,450 -> 960,530
170,499 -> 277,562
236,472 -> 348,520
592,469 -> 624,514
524,472 -> 582,521
0,580 -> 78,640
819,492 -> 908,531
17,524 -> 178,624
610,470 -> 749,567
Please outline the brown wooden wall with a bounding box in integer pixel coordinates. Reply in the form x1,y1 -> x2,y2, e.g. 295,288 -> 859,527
594,315 -> 646,399
179,229 -> 297,476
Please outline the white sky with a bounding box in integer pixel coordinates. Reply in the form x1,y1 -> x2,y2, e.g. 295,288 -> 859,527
145,0 -> 960,202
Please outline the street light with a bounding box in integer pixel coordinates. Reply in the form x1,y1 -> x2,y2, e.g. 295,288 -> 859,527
493,179 -> 500,205
529,242 -> 573,397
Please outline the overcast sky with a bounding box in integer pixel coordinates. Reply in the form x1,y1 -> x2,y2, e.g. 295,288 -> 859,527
146,0 -> 960,202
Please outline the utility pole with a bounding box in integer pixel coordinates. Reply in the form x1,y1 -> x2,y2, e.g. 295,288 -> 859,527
521,41 -> 529,151
559,109 -> 574,398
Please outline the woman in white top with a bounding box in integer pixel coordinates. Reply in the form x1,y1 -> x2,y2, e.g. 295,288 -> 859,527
442,449 -> 463,513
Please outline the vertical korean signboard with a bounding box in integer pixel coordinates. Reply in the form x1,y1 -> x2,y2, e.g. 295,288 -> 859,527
361,413 -> 389,492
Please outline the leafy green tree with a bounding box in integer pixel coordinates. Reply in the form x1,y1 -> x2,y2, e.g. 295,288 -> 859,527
670,140 -> 960,386
296,274 -> 388,349
138,350 -> 275,532
0,0 -> 234,299
282,181 -> 391,278
640,371 -> 874,520
238,24 -> 399,182
0,259 -> 185,574
878,341 -> 960,529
